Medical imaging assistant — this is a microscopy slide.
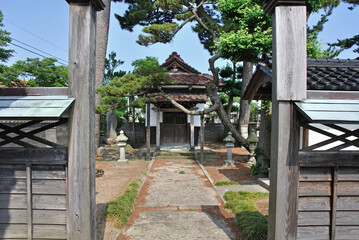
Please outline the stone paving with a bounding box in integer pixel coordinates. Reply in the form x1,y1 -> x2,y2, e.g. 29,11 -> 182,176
118,153 -> 241,240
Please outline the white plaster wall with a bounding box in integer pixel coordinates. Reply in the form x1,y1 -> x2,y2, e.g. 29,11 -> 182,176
194,103 -> 204,127
145,103 -> 158,127
308,123 -> 359,151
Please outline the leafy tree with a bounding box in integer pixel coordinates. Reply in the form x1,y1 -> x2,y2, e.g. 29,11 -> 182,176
0,10 -> 14,63
310,0 -> 359,59
219,62 -> 242,118
330,34 -> 359,58
0,58 -> 68,87
104,51 -> 126,84
96,56 -> 171,113
329,0 -> 359,59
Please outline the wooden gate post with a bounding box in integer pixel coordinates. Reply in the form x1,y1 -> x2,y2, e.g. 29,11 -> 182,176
190,115 -> 195,151
264,1 -> 306,239
66,0 -> 104,239
146,103 -> 151,161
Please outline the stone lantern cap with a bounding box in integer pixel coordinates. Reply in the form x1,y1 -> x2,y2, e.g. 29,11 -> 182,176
247,129 -> 259,143
116,130 -> 128,142
223,132 -> 235,144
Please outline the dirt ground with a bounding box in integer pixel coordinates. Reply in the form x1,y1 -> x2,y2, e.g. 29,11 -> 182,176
203,143 -> 257,184
96,158 -> 150,240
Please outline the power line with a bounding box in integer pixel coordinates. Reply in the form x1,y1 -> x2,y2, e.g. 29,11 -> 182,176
12,38 -> 68,64
9,42 -> 68,66
4,18 -> 68,53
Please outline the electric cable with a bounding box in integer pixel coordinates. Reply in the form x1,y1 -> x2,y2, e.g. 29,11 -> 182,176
4,18 -> 68,53
9,42 -> 68,66
12,38 -> 68,64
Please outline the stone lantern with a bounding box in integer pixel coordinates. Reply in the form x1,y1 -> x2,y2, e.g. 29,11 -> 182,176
116,130 -> 128,163
247,129 -> 259,166
223,132 -> 235,167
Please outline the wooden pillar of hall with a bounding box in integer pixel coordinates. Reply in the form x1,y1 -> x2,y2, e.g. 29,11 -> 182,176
190,115 -> 195,151
156,108 -> 161,152
265,1 -> 307,239
66,0 -> 104,239
146,103 -> 151,161
200,113 -> 205,163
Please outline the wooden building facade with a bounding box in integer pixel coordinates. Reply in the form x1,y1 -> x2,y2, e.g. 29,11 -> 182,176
146,52 -> 213,150
244,1 -> 359,238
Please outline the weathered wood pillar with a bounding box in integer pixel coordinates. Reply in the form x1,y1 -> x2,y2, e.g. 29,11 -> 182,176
200,113 -> 204,163
156,108 -> 160,152
66,0 -> 104,239
265,1 -> 306,239
146,103 -> 151,161
190,115 -> 195,151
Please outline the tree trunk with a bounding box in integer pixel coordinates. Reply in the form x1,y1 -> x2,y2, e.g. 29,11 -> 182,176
95,0 -> 111,147
206,82 -> 249,150
226,95 -> 234,119
239,61 -> 253,138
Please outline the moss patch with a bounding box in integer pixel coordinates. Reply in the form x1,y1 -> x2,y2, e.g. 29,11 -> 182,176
215,181 -> 239,186
224,191 -> 269,240
105,179 -> 141,227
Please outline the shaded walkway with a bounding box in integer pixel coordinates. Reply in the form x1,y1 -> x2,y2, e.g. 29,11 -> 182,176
118,151 -> 241,240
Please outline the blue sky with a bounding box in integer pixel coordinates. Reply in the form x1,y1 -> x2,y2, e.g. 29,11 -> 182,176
0,1 -> 358,74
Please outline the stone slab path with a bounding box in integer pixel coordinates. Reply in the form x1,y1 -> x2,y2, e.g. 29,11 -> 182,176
118,157 -> 241,240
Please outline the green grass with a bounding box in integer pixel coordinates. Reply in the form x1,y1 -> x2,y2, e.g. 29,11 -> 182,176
105,179 -> 141,227
179,170 -> 186,174
224,191 -> 269,240
215,181 -> 239,186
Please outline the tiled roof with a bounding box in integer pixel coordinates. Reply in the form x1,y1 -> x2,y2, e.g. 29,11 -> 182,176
155,93 -> 207,102
160,52 -> 201,74
168,73 -> 213,85
262,54 -> 359,91
158,52 -> 218,86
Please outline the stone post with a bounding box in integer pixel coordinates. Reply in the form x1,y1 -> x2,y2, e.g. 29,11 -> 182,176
247,129 -> 259,166
116,130 -> 128,163
223,132 -> 235,167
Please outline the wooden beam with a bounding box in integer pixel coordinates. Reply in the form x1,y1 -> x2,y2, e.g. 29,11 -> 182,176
66,0 -> 105,10
265,0 -> 305,13
307,90 -> 359,99
190,115 -> 194,151
146,103 -> 151,161
299,151 -> 359,166
272,6 -> 307,101
156,108 -> 160,151
200,114 -> 204,163
330,166 -> 338,240
26,165 -> 32,240
0,88 -> 68,96
268,101 -> 300,240
67,1 -> 98,239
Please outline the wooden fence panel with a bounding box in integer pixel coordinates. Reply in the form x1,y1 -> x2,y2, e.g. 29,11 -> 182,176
0,148 -> 68,239
297,165 -> 359,239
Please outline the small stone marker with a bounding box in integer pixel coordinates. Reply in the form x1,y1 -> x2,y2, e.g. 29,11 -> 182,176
247,129 -> 259,166
223,132 -> 235,167
116,130 -> 128,164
